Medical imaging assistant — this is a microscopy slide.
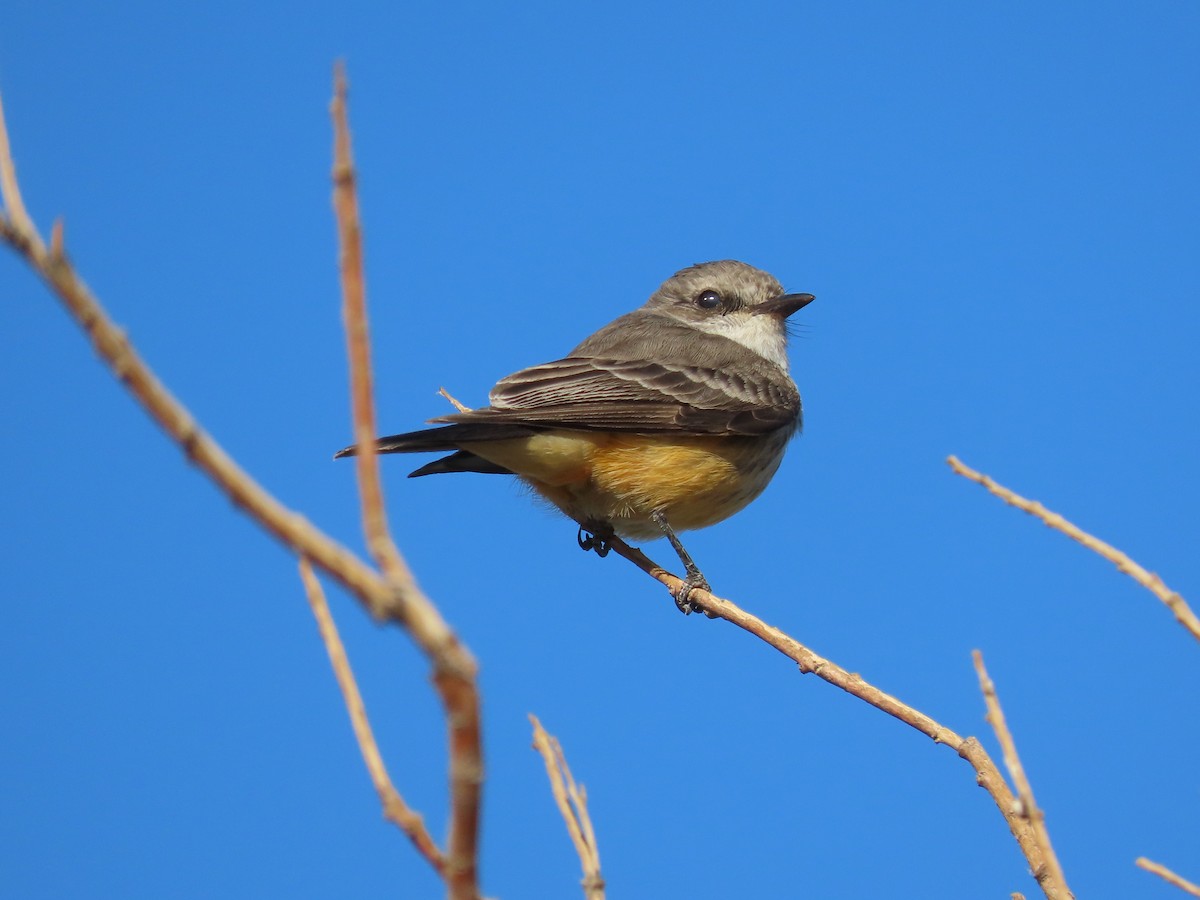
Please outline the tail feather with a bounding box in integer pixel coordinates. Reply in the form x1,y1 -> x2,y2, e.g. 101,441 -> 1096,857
332,422 -> 535,459
408,451 -> 514,478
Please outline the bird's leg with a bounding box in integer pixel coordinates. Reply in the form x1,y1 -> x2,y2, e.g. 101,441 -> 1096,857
651,509 -> 714,616
576,520 -> 613,558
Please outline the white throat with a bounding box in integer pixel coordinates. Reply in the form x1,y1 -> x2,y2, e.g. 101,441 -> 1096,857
689,312 -> 790,371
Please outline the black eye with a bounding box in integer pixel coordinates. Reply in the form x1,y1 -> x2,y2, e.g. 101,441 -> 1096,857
695,289 -> 722,310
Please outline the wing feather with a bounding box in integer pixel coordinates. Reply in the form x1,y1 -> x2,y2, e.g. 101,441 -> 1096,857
429,355 -> 800,436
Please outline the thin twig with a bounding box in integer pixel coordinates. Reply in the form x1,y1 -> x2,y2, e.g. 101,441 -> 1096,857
331,64 -> 410,591
0,89 -> 39,244
973,651 -> 1071,898
600,534 -> 1067,900
330,65 -> 482,900
530,715 -> 605,900
948,455 -> 1200,643
299,557 -> 445,874
438,386 -> 471,413
1137,858 -> 1200,897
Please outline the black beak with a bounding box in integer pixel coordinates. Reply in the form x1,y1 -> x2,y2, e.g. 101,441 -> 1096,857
754,292 -> 815,318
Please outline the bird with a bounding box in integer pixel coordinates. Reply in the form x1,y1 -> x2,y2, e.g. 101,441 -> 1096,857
336,260 -> 813,612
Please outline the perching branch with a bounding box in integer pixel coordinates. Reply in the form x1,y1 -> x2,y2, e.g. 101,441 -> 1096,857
530,715 -> 605,900
600,535 -> 1069,900
947,455 -> 1200,643
430,386 -> 1067,900
973,651 -> 1071,898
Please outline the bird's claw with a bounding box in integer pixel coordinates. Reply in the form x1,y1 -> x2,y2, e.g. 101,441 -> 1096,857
576,524 -> 612,558
673,572 -> 715,616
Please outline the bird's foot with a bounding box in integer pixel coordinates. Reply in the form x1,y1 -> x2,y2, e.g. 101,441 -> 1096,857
576,522 -> 613,558
673,569 -> 716,617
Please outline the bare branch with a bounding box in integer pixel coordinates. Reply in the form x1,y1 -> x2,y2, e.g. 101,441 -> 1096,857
1137,858 -> 1200,897
0,89 -> 39,244
530,715 -> 604,900
602,535 -> 1068,899
948,455 -> 1200,643
300,557 -> 445,874
330,65 -> 482,899
438,386 -> 471,413
973,651 -> 1071,898
1,77 -> 484,900
331,64 -> 409,590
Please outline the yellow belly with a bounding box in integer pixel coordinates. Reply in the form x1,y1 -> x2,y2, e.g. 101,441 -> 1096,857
466,429 -> 789,539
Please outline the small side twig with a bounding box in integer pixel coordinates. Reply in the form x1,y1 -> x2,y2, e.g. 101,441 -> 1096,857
973,651 -> 1071,899
438,386 -> 471,413
530,715 -> 604,900
0,89 -> 38,242
948,455 -> 1200,643
1137,858 -> 1200,897
300,557 -> 445,874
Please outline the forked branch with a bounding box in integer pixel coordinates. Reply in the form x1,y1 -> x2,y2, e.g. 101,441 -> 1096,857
0,75 -> 484,900
530,715 -> 604,900
600,535 -> 1070,900
973,651 -> 1071,897
330,65 -> 482,898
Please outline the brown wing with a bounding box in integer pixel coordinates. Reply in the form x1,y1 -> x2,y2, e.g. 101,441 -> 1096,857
430,355 -> 800,436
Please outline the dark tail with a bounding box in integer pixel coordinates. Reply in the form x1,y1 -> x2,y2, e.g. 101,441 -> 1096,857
407,450 -> 513,477
333,422 -> 534,463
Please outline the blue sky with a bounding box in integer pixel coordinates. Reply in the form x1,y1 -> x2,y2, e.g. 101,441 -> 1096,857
2,3 -> 1198,898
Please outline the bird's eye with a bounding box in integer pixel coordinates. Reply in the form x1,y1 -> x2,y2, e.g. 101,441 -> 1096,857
695,289 -> 722,310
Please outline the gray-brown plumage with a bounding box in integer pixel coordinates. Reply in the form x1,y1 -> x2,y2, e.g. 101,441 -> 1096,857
335,260 -> 814,610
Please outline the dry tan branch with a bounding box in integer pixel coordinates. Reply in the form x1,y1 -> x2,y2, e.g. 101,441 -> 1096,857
1,76 -> 483,900
0,90 -> 36,240
530,715 -> 604,900
973,651 -> 1071,898
330,65 -> 482,897
1137,858 -> 1200,897
600,535 -> 1068,900
948,455 -> 1200,643
300,558 -> 445,873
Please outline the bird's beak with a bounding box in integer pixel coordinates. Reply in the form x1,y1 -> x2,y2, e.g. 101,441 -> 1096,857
754,292 -> 815,318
